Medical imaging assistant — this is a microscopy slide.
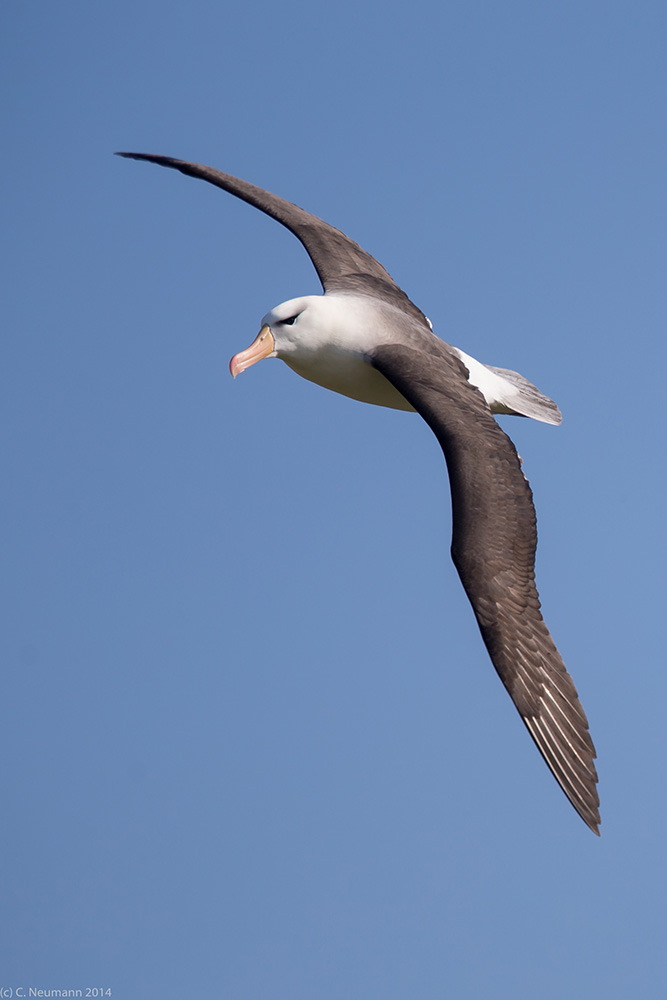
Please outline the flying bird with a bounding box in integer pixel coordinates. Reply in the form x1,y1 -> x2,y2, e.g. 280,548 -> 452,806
118,152 -> 600,834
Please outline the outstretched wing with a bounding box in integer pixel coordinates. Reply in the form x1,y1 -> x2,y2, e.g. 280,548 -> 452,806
372,341 -> 600,834
116,152 -> 429,327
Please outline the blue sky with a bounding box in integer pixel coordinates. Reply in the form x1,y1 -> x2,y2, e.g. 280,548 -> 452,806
3,1 -> 666,996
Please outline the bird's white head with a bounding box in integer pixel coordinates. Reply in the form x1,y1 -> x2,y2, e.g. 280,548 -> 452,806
229,295 -> 320,377
228,293 -> 411,409
229,294 -> 376,378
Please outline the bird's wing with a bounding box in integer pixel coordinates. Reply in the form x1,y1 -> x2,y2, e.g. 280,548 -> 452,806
372,341 -> 600,833
116,152 -> 429,327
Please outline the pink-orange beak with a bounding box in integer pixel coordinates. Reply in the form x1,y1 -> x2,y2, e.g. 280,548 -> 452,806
229,325 -> 276,378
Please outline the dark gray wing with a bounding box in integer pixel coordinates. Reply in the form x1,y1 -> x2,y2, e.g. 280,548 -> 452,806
116,152 -> 429,327
372,341 -> 600,834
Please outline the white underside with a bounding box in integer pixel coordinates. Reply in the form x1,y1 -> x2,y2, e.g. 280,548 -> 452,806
283,348 -> 415,411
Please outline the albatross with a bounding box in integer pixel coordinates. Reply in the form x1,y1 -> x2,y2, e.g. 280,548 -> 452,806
118,152 -> 600,834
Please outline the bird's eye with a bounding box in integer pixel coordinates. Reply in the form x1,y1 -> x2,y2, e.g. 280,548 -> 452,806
281,315 -> 298,326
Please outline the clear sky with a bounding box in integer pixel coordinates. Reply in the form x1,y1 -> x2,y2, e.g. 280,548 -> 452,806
3,1 -> 666,997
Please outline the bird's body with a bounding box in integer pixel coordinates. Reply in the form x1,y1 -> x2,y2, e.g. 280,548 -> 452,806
260,293 -> 563,422
118,152 -> 600,834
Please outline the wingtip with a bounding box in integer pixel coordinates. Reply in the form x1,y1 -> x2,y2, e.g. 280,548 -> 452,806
115,151 -> 189,173
115,151 -> 153,161
581,808 -> 601,836
587,812 -> 601,836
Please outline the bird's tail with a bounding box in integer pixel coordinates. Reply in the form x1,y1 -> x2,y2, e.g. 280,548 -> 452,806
484,364 -> 563,425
